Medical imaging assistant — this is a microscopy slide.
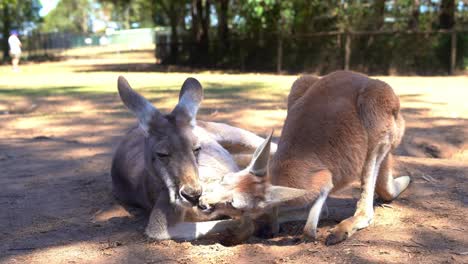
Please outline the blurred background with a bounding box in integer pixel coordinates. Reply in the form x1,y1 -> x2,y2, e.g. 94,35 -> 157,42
1,1 -> 468,263
1,0 -> 467,75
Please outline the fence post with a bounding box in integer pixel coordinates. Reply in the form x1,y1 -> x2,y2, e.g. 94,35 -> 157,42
344,32 -> 351,71
239,38 -> 245,72
39,33 -> 45,57
276,33 -> 283,74
450,30 -> 457,75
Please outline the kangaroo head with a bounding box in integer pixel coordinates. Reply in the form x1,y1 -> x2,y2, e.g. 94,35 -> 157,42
118,76 -> 203,208
198,132 -> 307,217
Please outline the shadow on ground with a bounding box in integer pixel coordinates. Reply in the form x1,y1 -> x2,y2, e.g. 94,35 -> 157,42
0,79 -> 467,263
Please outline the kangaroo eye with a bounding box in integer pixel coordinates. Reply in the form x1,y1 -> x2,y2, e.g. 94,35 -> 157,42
193,146 -> 201,154
155,152 -> 170,159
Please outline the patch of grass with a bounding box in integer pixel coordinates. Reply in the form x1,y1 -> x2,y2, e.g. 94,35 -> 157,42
0,64 -> 292,102
0,86 -> 97,97
0,82 -> 281,101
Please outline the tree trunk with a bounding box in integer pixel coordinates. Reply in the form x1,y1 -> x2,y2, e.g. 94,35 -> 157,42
191,0 -> 200,42
83,7 -> 89,32
124,4 -> 130,29
439,0 -> 455,29
198,0 -> 210,53
344,33 -> 351,71
150,1 -> 158,25
372,0 -> 385,29
169,13 -> 179,64
2,5 -> 11,61
190,0 -> 200,65
153,0 -> 183,64
216,0 -> 229,52
191,0 -> 210,66
408,0 -> 420,29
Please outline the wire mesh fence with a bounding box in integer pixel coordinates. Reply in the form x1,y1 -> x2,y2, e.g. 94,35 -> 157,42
4,27 -> 467,75
13,27 -> 162,60
156,30 -> 468,75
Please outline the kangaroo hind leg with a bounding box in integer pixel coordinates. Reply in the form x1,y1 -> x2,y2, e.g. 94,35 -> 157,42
303,170 -> 334,240
326,139 -> 390,245
375,153 -> 410,202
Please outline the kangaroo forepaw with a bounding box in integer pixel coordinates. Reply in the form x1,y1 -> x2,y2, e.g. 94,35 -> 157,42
325,228 -> 349,246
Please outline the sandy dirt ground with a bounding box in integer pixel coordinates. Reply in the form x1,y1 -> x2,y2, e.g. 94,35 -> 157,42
0,54 -> 467,263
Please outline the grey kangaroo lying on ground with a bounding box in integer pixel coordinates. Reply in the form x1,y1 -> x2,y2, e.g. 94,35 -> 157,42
111,76 -> 305,242
198,71 -> 411,245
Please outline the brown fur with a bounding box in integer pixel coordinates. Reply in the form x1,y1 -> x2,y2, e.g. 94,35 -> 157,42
198,71 -> 410,245
272,71 -> 401,190
233,174 -> 268,202
287,75 -> 320,110
268,71 -> 409,244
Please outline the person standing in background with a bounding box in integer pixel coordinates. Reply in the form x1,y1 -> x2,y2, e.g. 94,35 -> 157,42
8,30 -> 22,71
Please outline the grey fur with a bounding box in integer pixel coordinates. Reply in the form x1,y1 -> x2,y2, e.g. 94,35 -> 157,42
111,76 -> 276,241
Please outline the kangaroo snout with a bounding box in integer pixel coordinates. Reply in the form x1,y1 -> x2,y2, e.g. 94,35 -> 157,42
179,185 -> 202,205
197,192 -> 218,214
197,202 -> 215,214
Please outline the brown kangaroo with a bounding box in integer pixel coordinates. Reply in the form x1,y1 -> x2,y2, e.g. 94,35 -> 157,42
198,71 -> 410,245
112,76 -> 304,242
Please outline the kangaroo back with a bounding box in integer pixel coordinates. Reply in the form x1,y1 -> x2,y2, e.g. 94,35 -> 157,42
270,71 -> 409,244
287,75 -> 320,110
271,71 -> 403,190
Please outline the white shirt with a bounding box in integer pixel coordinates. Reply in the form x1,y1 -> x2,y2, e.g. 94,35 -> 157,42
8,35 -> 21,54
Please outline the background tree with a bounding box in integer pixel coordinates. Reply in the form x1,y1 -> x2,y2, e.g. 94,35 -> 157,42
98,0 -> 154,29
1,0 -> 41,61
439,0 -> 455,29
214,0 -> 229,54
149,0 -> 186,64
4,0 -> 467,73
41,0 -> 91,33
409,0 -> 421,29
109,0 -> 131,29
190,0 -> 211,65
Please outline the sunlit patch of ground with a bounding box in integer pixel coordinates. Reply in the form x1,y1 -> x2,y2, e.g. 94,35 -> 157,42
0,51 -> 467,263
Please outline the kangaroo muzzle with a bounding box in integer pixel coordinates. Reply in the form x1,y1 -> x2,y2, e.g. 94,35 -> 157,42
179,185 -> 202,205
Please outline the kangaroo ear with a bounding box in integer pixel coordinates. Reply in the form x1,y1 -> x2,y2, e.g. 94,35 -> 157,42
173,77 -> 204,126
249,131 -> 273,176
259,184 -> 307,208
117,76 -> 163,134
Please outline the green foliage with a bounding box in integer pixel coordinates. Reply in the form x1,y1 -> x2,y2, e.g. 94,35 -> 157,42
41,0 -> 91,33
99,0 -> 154,29
203,0 -> 467,74
1,0 -> 42,60
4,0 -> 468,73
0,0 -> 42,31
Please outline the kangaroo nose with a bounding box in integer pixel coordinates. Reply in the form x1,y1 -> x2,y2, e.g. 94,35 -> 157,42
197,202 -> 214,214
179,185 -> 202,205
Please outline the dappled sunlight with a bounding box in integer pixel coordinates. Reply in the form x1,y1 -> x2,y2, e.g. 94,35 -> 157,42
92,204 -> 132,223
225,109 -> 287,133
62,100 -> 96,113
13,116 -> 52,130
380,76 -> 468,119
6,242 -> 105,264
345,242 -> 414,263
62,146 -> 110,160
1,57 -> 468,263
